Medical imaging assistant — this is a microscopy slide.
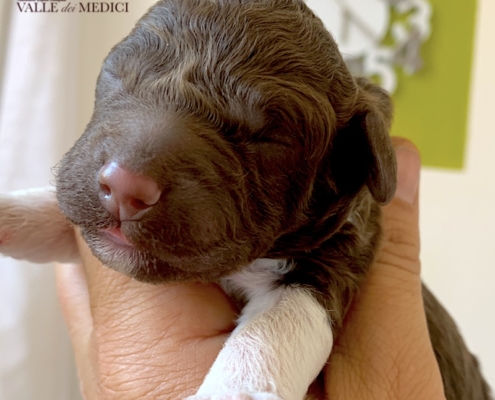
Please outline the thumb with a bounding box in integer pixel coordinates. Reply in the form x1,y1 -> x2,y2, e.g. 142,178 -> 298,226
378,137 -> 422,276
324,139 -> 446,400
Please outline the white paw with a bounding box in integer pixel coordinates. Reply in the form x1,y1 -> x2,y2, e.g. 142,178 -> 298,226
185,393 -> 282,400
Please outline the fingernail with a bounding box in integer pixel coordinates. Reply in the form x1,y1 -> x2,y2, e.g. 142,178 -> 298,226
395,146 -> 421,204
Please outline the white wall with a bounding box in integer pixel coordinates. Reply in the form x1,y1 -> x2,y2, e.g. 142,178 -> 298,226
420,0 -> 495,387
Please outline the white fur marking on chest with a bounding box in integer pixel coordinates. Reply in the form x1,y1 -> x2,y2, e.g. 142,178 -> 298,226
188,259 -> 333,400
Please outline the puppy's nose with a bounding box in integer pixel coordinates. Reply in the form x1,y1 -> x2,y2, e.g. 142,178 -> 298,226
98,162 -> 161,221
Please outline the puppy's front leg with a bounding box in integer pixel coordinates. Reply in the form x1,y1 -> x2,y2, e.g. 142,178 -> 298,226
187,281 -> 333,400
0,187 -> 79,263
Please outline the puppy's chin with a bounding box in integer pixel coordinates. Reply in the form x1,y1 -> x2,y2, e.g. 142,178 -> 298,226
79,228 -> 240,284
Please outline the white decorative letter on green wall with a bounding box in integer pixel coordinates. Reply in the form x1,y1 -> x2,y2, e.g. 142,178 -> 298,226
306,0 -> 432,93
305,0 -> 478,169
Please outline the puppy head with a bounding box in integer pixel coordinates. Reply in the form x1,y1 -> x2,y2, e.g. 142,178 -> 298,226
56,0 -> 396,283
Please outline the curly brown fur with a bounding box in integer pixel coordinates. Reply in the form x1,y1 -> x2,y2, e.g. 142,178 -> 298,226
57,0 -> 395,286
55,0 -> 491,398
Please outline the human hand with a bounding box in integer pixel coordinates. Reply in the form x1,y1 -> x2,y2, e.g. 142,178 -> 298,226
323,137 -> 446,399
56,137 -> 445,399
56,238 -> 237,399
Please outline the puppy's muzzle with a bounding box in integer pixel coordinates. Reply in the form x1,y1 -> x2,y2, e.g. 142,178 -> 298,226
98,161 -> 161,221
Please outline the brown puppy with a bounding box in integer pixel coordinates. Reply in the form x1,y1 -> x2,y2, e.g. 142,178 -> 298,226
58,0 -> 396,321
0,0 -> 491,398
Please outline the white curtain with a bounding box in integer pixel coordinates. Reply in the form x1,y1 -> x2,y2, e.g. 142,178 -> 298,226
0,5 -> 82,400
0,3 -> 157,398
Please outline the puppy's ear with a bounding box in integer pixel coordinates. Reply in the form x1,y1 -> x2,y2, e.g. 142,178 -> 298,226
330,78 -> 397,205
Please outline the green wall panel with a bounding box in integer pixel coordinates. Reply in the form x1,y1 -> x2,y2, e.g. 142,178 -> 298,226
390,0 -> 478,169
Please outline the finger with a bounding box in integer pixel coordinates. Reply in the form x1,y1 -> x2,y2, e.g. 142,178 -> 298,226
324,138 -> 445,399
55,262 -> 92,348
391,136 -> 421,206
378,137 -> 422,276
55,262 -> 97,399
74,230 -> 237,339
73,231 -> 237,398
